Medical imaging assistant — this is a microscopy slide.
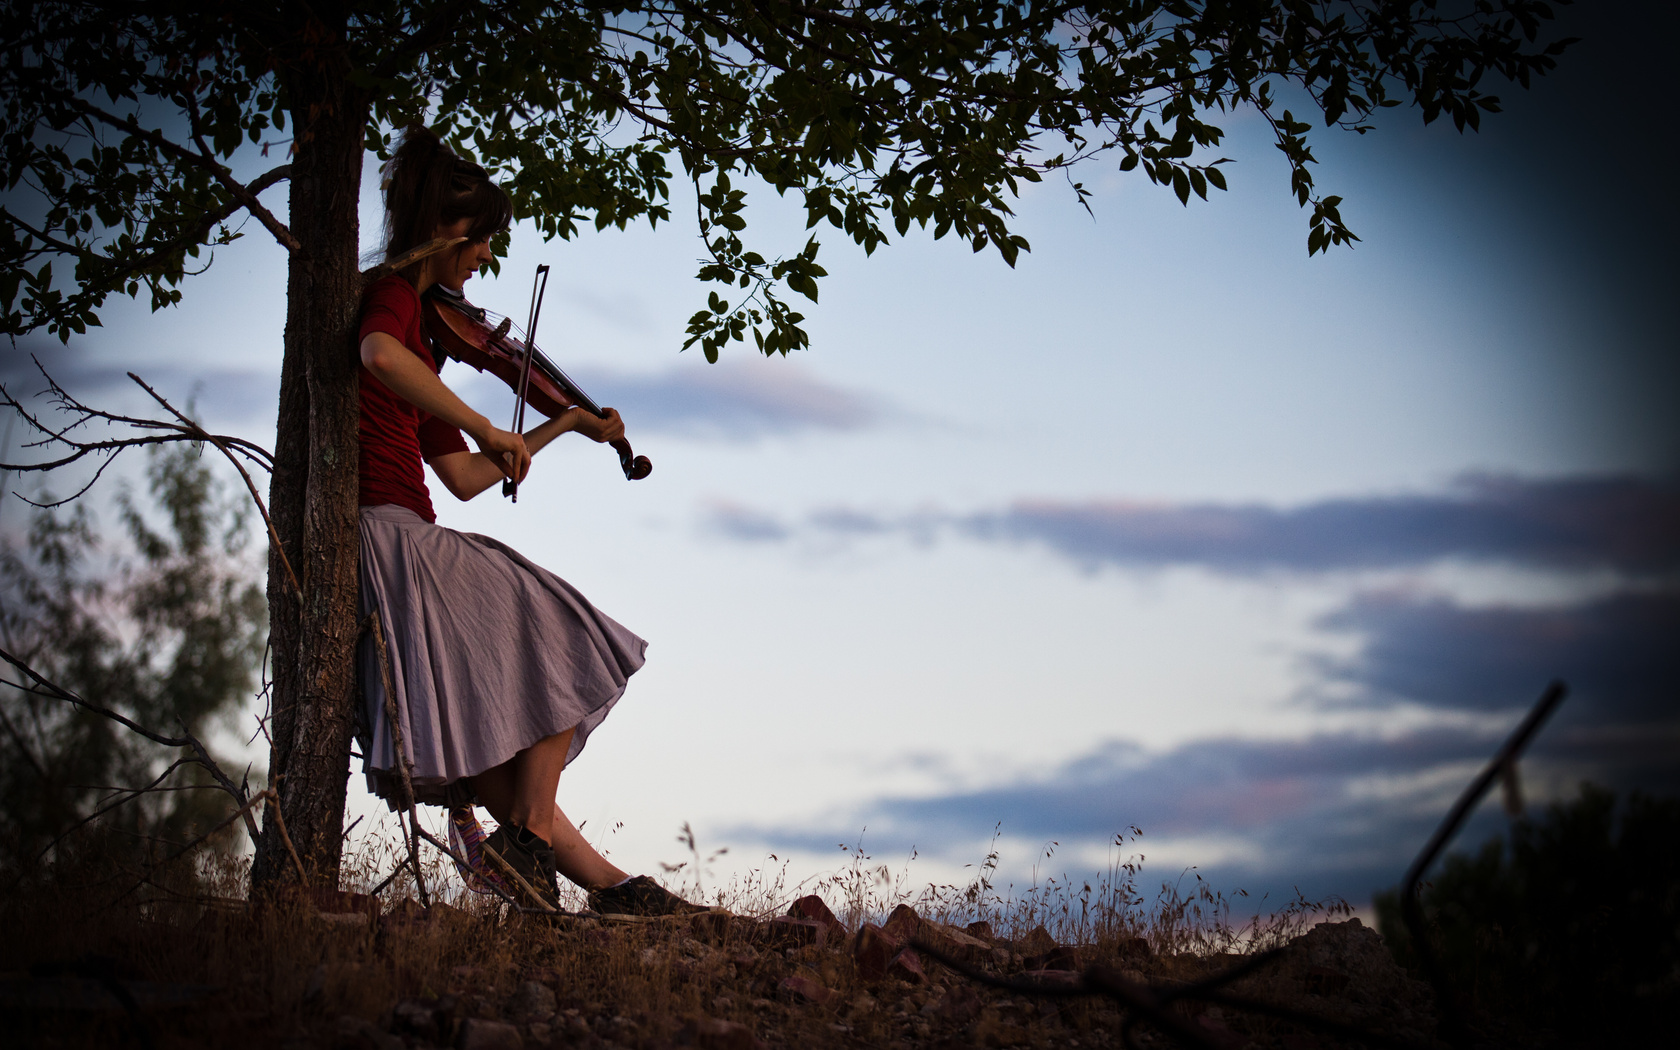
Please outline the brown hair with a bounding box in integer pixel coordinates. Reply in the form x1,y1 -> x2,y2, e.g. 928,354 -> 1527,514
381,125 -> 513,276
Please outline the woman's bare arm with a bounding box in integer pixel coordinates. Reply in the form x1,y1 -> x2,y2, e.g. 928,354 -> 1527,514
360,330 -> 529,481
427,407 -> 627,501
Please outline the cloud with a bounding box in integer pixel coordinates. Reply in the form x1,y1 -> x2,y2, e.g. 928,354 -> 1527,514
1320,590 -> 1680,723
700,474 -> 1680,574
700,499 -> 793,542
569,360 -> 882,441
725,581 -> 1678,906
731,729 -> 1511,904
735,695 -> 1677,907
1,348 -> 278,424
962,475 -> 1680,574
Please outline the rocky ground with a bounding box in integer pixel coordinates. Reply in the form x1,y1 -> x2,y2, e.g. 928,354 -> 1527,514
1,886 -> 1478,1050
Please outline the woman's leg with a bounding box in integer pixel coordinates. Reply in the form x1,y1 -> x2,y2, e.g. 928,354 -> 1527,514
468,728 -> 628,890
547,801 -> 628,891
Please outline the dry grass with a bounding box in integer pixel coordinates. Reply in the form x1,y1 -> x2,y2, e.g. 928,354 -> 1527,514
2,819 -> 1390,1050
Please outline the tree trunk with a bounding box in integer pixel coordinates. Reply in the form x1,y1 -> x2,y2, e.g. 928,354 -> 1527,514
252,7 -> 368,888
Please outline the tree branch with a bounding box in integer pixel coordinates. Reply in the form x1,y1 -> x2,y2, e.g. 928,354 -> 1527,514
126,372 -> 301,599
69,98 -> 301,252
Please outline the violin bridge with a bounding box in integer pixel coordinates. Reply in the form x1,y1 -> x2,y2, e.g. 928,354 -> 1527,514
491,317 -> 512,343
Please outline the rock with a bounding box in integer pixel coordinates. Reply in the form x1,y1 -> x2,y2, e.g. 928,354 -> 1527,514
853,923 -> 902,981
392,997 -> 460,1043
887,948 -> 927,984
922,922 -> 994,964
1195,1014 -> 1248,1050
1234,917 -> 1434,1035
1027,944 -> 1084,972
927,985 -> 983,1024
526,1022 -> 550,1043
1302,965 -> 1350,996
1018,969 -> 1084,988
456,1018 -> 523,1050
333,1015 -> 403,1050
762,916 -> 829,949
685,1016 -> 767,1050
779,975 -> 834,1005
505,981 -> 556,1024
1119,936 -> 1153,959
786,894 -> 845,938
303,964 -> 328,1003
690,910 -> 733,944
966,1010 -> 1030,1048
881,904 -> 922,943
1016,926 -> 1056,956
966,920 -> 996,941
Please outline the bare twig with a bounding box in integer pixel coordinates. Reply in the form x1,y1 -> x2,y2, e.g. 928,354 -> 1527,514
125,372 -> 300,599
105,788 -> 298,910
0,645 -> 260,847
412,826 -> 528,912
363,610 -> 428,906
36,757 -> 196,860
262,789 -> 307,885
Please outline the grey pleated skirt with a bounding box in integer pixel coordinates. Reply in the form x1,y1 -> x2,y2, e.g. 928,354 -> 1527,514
356,504 -> 647,808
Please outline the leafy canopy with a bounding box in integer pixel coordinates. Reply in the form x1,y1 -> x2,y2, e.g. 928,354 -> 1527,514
2,1 -> 1571,357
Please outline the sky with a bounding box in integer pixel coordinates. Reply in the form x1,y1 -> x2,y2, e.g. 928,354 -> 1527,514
3,2 -> 1675,918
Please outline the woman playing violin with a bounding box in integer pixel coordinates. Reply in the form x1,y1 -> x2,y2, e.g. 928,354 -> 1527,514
356,125 -> 697,917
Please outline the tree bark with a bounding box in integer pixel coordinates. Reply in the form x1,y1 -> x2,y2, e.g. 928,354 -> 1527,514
252,5 -> 369,888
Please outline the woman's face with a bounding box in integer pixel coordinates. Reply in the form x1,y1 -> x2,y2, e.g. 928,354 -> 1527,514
430,217 -> 496,291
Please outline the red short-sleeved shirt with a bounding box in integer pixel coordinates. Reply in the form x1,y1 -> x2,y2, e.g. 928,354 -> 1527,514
358,276 -> 470,523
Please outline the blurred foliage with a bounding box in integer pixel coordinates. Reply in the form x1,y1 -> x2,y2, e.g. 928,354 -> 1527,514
0,442 -> 266,882
1375,783 -> 1680,1039
2,2 -> 1573,358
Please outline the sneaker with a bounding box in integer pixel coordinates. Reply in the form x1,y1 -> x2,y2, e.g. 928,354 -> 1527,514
587,875 -> 711,921
480,824 -> 561,913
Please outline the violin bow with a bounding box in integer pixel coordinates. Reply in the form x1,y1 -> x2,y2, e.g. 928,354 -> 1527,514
503,264 -> 549,501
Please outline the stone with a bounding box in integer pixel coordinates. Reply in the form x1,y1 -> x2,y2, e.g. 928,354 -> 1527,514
690,910 -> 733,944
392,997 -> 460,1044
966,920 -> 996,941
1302,965 -> 1350,996
332,1015 -> 402,1050
1016,926 -> 1056,956
779,975 -> 834,1005
456,1018 -> 523,1050
1032,944 -> 1084,972
928,985 -> 983,1024
505,981 -> 556,1024
853,923 -> 902,982
685,1016 -> 767,1050
762,916 -> 828,949
786,894 -> 845,938
887,948 -> 927,984
923,922 -> 995,964
1018,969 -> 1084,989
881,904 -> 922,943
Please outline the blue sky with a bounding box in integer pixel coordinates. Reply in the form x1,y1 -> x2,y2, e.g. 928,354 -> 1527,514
4,2 -> 1674,914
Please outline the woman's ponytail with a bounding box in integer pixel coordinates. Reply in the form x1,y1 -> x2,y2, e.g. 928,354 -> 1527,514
382,125 -> 513,274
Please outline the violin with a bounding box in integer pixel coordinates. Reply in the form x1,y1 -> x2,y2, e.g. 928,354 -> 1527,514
421,280 -> 652,486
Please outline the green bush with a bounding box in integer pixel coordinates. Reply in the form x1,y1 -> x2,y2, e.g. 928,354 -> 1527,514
0,444 -> 266,881
1375,783 -> 1680,1039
